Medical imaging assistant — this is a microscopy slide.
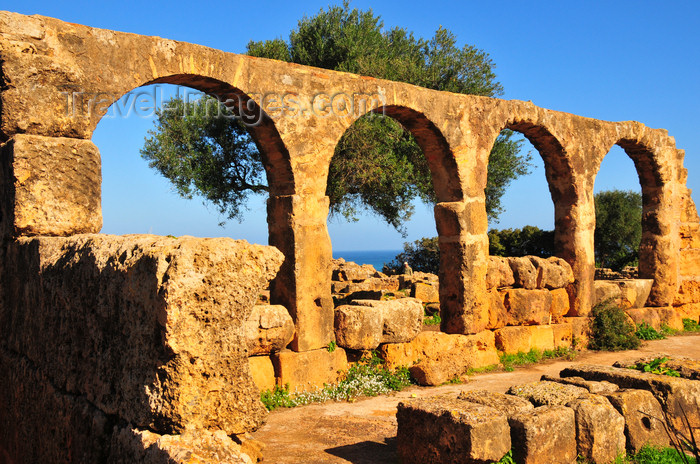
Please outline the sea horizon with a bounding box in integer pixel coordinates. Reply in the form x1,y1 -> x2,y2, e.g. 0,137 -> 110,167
332,249 -> 402,271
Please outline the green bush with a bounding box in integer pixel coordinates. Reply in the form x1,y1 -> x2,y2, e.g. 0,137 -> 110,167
589,301 -> 641,351
499,347 -> 576,372
636,322 -> 667,341
683,318 -> 700,332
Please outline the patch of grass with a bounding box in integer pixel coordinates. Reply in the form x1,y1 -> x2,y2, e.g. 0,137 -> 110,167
630,444 -> 696,464
499,347 -> 577,372
465,364 -> 499,376
496,450 -> 515,464
589,300 -> 641,351
423,313 -> 441,325
683,318 -> 700,332
260,351 -> 414,411
628,357 -> 680,377
636,322 -> 667,341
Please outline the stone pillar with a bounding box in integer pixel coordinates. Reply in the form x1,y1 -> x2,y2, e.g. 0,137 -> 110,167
436,200 -> 490,334
267,194 -> 334,351
554,189 -> 595,316
639,182 -> 680,306
0,134 -> 102,238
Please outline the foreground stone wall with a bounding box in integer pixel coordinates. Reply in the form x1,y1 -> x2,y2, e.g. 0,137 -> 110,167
0,234 -> 283,462
398,361 -> 700,464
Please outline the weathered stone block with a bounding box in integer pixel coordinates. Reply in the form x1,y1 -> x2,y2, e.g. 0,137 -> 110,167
457,390 -> 534,416
248,356 -> 276,393
508,257 -> 538,289
507,380 -> 588,407
617,279 -> 653,308
487,290 -> 508,330
566,394 -> 626,464
550,288 -> 570,323
680,223 -> 700,249
1,235 -> 282,435
334,304 -> 383,350
594,280 -> 623,306
605,389 -> 670,453
540,375 -> 619,394
412,281 -> 439,303
110,427 -> 254,464
271,348 -> 348,393
348,298 -> 423,344
625,307 -> 662,330
494,326 -> 532,354
530,325 -> 555,352
1,134 -> 102,237
509,405 -> 577,464
502,288 -> 552,325
674,279 -> 700,306
563,317 -> 593,349
656,306 -> 685,331
379,331 -> 499,381
529,256 -> 574,289
551,323 -> 573,349
332,258 -> 378,281
245,304 -> 295,355
397,395 -> 511,464
487,256 -> 515,289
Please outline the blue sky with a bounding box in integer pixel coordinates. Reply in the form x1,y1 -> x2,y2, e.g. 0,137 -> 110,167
9,1 -> 700,251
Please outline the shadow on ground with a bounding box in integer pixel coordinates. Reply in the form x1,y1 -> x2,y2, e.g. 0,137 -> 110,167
325,437 -> 397,464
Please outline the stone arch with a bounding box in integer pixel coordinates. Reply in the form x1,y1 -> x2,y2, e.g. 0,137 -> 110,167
481,117 -> 594,314
488,119 -> 575,258
372,105 -> 463,203
594,136 -> 677,305
96,74 -> 295,196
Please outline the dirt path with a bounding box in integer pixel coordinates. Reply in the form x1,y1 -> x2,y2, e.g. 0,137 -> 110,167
252,334 -> 700,464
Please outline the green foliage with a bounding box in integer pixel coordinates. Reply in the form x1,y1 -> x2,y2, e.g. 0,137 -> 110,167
499,347 -> 577,372
496,450 -> 516,464
141,97 -> 266,223
683,318 -> 700,332
595,190 -> 643,271
636,322 -> 667,341
260,384 -> 297,411
385,236 -> 440,274
327,341 -> 337,353
143,2 -> 530,231
259,351 -> 413,410
423,313 -> 441,326
629,357 -> 680,377
630,444 -> 696,464
588,300 -> 641,351
488,225 -> 555,257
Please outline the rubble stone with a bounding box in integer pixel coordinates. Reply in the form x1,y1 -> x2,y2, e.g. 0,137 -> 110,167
271,348 -> 348,393
509,406 -> 577,464
502,288 -> 552,326
246,305 -> 295,355
397,395 -> 511,464
605,389 -> 670,453
566,394 -> 626,463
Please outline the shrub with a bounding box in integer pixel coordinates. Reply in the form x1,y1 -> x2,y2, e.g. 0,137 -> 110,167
683,318 -> 700,332
636,322 -> 667,341
589,300 -> 641,351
